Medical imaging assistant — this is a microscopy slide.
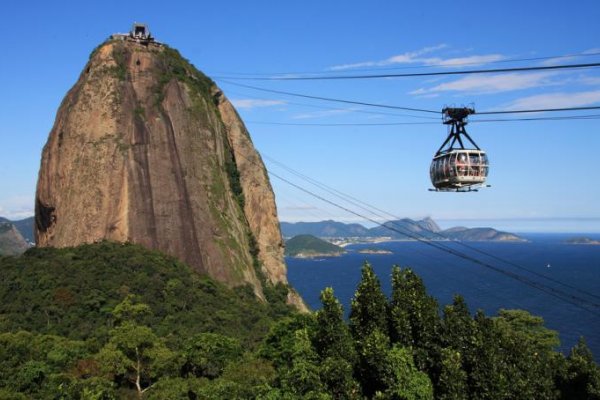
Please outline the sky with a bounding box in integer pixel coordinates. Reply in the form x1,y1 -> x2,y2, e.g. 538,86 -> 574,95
1,0 -> 599,232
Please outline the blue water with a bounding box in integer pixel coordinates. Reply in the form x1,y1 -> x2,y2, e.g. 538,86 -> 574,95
287,233 -> 600,358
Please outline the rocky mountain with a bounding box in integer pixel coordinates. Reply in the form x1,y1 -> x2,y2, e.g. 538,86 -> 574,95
34,35 -> 303,308
0,222 -> 29,255
280,220 -> 370,238
368,218 -> 442,239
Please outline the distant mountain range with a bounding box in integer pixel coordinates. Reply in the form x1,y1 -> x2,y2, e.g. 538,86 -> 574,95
0,221 -> 29,255
0,216 -> 34,243
280,218 -> 524,242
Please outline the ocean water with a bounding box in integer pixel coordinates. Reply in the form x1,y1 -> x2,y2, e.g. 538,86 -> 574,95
287,233 -> 600,358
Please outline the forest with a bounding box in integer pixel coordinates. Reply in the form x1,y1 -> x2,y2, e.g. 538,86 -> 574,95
0,242 -> 598,399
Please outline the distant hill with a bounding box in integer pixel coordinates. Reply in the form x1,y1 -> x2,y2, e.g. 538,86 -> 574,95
564,237 -> 600,245
0,222 -> 29,255
285,234 -> 346,257
368,218 -> 441,239
280,217 -> 523,242
281,220 -> 370,238
442,227 -> 524,242
11,216 -> 34,243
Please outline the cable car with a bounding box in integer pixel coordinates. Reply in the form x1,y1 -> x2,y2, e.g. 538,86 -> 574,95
430,107 -> 489,192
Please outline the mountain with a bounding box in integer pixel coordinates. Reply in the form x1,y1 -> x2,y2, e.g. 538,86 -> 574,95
284,234 -> 346,257
11,216 -> 34,243
0,222 -> 29,255
281,220 -> 370,237
280,218 -> 523,242
34,34 -> 303,307
368,218 -> 442,239
441,227 -> 524,241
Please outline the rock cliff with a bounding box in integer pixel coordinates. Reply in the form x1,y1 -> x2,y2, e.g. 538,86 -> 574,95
35,37 -> 304,308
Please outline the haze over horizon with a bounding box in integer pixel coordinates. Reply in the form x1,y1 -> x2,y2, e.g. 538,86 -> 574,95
1,1 -> 599,232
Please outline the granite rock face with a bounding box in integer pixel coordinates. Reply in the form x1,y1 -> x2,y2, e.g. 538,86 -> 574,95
35,39 -> 304,308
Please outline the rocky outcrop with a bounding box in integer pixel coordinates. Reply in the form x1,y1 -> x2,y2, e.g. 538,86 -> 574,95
35,38 -> 303,308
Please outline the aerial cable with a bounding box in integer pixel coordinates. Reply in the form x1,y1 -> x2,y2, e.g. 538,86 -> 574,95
264,166 -> 600,316
263,153 -> 600,304
223,89 -> 440,120
218,80 -> 440,114
206,50 -> 600,77
245,114 -> 600,127
214,62 -> 600,81
221,80 -> 600,116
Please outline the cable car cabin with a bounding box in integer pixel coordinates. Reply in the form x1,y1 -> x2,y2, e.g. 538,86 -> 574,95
430,107 -> 490,192
430,150 -> 488,190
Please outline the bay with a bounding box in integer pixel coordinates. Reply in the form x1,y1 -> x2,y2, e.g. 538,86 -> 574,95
287,233 -> 600,358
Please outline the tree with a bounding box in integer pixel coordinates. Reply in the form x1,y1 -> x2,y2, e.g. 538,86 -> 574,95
493,309 -> 559,399
388,266 -> 440,372
182,332 -> 242,378
96,297 -> 176,399
557,337 -> 600,400
314,287 -> 355,362
349,262 -> 388,340
436,348 -> 468,400
354,329 -> 391,397
314,287 -> 360,399
279,329 -> 329,398
382,345 -> 434,400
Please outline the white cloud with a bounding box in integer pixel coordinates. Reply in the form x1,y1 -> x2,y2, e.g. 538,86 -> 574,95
329,44 -> 447,71
0,196 -> 34,220
230,99 -> 286,109
501,90 -> 600,110
410,72 -> 558,95
329,45 -> 506,71
431,54 -> 505,67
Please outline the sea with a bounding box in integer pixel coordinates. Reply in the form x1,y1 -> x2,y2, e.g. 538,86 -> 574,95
287,233 -> 600,359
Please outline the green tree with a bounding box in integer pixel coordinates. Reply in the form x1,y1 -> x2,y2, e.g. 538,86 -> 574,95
314,287 -> 359,399
96,298 -> 176,399
355,329 -> 391,397
260,313 -> 316,370
493,309 -> 559,399
381,345 -> 434,400
557,338 -> 600,400
436,347 -> 468,400
388,266 -> 440,372
182,332 -> 242,378
314,287 -> 356,362
349,262 -> 388,340
279,329 -> 329,399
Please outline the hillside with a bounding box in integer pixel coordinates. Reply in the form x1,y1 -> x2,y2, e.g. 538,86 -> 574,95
0,222 -> 29,255
11,216 -> 34,243
442,226 -> 524,241
281,220 -> 370,238
285,234 -> 346,257
33,34 -> 302,307
0,242 -> 292,344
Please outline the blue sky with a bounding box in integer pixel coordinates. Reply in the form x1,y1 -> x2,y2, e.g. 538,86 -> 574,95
1,1 -> 599,232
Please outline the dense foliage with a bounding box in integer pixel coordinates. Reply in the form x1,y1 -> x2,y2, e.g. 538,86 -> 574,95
0,244 -> 598,399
